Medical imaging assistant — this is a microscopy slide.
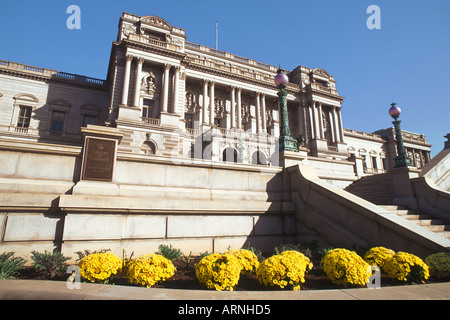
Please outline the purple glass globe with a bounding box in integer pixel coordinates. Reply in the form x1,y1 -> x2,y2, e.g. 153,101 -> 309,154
389,103 -> 401,118
274,73 -> 289,86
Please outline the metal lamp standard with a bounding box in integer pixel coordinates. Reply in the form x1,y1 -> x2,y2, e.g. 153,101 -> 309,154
389,102 -> 412,168
274,69 -> 298,152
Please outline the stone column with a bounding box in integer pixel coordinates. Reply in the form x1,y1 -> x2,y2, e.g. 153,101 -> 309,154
318,102 -> 324,139
133,57 -> 144,108
332,107 -> 341,143
202,80 -> 208,124
121,55 -> 133,106
237,88 -> 242,129
161,64 -> 171,113
261,93 -> 267,132
172,66 -> 180,114
337,108 -> 344,142
255,93 -> 261,133
209,81 -> 215,124
230,86 -> 236,129
308,103 -> 315,140
328,109 -> 336,143
313,102 -> 320,139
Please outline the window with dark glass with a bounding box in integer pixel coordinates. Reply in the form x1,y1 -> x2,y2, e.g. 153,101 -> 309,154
82,114 -> 97,127
50,111 -> 65,134
17,106 -> 32,128
142,99 -> 154,119
185,113 -> 193,129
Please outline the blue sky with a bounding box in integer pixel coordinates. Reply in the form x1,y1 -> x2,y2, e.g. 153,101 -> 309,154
1,0 -> 449,156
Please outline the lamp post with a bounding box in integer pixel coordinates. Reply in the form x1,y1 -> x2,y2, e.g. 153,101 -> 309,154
389,102 -> 412,168
275,68 -> 298,152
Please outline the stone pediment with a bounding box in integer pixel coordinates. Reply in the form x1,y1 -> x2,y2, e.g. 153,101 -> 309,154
140,15 -> 171,30
313,68 -> 330,77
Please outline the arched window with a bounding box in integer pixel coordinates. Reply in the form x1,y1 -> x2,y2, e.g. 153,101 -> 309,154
141,140 -> 156,155
251,151 -> 267,165
222,147 -> 237,163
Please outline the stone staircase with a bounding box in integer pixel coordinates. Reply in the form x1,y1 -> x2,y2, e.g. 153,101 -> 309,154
380,205 -> 450,239
344,173 -> 450,240
344,173 -> 395,205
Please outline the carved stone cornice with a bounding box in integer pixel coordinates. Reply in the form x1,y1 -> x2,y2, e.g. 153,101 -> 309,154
184,60 -> 299,94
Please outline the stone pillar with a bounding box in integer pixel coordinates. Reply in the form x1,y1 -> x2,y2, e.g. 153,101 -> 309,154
202,80 -> 208,124
236,88 -> 242,129
313,102 -> 320,139
255,93 -> 261,133
172,66 -> 180,114
230,86 -> 236,129
161,64 -> 171,113
261,93 -> 267,132
337,108 -> 344,142
133,57 -> 144,108
209,81 -> 215,124
328,109 -> 336,143
121,55 -> 133,106
308,103 -> 315,140
318,102 -> 324,139
332,107 -> 341,143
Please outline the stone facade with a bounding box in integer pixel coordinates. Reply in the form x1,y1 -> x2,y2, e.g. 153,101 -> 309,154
0,13 -> 441,260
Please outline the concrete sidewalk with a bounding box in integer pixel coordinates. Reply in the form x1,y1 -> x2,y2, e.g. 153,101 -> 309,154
0,279 -> 449,300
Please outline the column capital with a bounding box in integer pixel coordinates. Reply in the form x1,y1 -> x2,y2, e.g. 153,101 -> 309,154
137,57 -> 145,64
164,63 -> 171,70
126,54 -> 134,62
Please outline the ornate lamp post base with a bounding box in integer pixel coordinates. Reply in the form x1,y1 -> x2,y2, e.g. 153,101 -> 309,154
279,135 -> 299,152
394,155 -> 413,168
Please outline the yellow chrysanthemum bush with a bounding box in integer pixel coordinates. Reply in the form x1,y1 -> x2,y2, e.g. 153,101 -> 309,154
256,250 -> 313,291
384,251 -> 429,283
78,252 -> 123,283
225,249 -> 259,275
363,246 -> 395,272
321,248 -> 371,287
425,252 -> 450,279
195,253 -> 242,291
127,254 -> 176,288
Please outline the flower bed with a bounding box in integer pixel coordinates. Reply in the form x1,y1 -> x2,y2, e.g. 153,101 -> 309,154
2,245 -> 449,291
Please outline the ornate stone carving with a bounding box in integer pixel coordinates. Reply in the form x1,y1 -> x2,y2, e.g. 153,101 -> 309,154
140,16 -> 171,30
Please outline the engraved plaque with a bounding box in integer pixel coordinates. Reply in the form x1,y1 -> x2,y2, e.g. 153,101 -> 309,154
81,137 -> 116,181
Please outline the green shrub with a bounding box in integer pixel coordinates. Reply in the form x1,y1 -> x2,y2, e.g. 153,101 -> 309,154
75,248 -> 111,262
0,252 -> 26,279
30,250 -> 71,279
425,252 -> 450,279
156,244 -> 182,261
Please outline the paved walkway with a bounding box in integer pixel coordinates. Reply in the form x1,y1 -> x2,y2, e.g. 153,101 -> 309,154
0,279 -> 449,300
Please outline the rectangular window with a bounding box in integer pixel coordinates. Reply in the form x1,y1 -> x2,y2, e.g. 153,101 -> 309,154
50,111 -> 65,134
185,113 -> 193,129
17,106 -> 32,128
372,156 -> 378,170
142,99 -> 154,119
82,114 -> 97,127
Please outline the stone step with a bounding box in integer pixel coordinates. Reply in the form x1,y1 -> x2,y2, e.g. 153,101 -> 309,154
435,231 -> 450,239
